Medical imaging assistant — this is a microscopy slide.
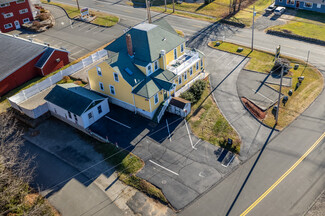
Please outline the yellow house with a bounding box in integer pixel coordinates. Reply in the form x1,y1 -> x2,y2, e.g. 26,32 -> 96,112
88,19 -> 205,122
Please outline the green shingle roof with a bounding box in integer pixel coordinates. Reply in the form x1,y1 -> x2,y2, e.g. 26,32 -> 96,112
45,84 -> 106,116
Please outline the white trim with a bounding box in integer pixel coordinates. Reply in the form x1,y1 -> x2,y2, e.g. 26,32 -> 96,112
3,12 -> 13,18
99,82 -> 104,91
113,72 -> 119,82
22,18 -> 30,23
109,85 -> 116,95
19,8 -> 28,14
4,23 -> 13,29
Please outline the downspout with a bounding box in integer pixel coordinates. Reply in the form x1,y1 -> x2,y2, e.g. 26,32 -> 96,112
132,87 -> 137,114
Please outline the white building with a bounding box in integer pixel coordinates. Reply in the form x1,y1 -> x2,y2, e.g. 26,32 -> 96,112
45,83 -> 109,129
167,97 -> 191,118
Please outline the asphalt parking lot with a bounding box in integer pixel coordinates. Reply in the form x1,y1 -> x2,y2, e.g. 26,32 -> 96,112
9,4 -> 129,61
89,103 -> 239,210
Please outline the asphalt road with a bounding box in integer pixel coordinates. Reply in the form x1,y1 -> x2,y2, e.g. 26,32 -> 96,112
22,140 -> 123,216
39,1 -> 325,215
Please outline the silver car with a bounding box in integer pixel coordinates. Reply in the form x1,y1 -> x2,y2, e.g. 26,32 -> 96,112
274,6 -> 286,15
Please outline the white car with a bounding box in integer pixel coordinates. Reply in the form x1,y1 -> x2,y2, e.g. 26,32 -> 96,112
274,7 -> 286,15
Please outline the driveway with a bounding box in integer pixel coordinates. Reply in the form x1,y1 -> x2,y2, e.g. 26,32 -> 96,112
9,4 -> 127,61
22,140 -> 123,216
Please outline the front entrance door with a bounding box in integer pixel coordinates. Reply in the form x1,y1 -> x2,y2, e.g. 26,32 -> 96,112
296,1 -> 300,8
14,20 -> 20,29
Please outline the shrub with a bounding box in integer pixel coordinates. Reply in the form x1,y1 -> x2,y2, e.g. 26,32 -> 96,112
37,13 -> 50,21
180,80 -> 207,103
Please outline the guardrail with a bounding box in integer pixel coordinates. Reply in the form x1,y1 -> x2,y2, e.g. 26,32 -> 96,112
157,97 -> 171,123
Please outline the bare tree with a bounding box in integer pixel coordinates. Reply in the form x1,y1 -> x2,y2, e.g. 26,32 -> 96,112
0,112 -> 53,216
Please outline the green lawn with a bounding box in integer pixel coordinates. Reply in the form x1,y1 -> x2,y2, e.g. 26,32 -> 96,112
187,81 -> 241,153
209,41 -> 323,130
267,10 -> 325,41
41,0 -> 119,27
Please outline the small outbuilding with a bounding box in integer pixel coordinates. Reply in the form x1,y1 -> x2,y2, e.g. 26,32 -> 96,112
45,83 -> 109,129
168,97 -> 191,118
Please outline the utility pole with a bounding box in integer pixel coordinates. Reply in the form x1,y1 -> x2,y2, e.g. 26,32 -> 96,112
165,0 -> 167,12
275,65 -> 284,125
76,0 -> 80,10
146,0 -> 152,23
173,0 -> 175,13
251,5 -> 255,51
306,50 -> 310,64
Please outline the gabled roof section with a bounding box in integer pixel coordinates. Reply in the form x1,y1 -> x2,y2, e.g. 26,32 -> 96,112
35,48 -> 55,69
44,84 -> 106,116
169,97 -> 190,109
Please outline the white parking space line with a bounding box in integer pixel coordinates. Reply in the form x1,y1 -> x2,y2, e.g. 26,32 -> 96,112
86,26 -> 99,33
185,120 -> 197,150
149,160 -> 179,176
251,89 -> 274,103
193,139 -> 201,148
105,116 -> 131,129
226,55 -> 240,66
78,23 -> 91,31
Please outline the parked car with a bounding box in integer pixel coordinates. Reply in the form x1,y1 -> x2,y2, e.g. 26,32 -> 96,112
265,3 -> 276,13
274,7 -> 286,15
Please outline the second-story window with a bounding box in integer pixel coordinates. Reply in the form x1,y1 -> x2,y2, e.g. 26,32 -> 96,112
181,44 -> 184,53
97,67 -> 102,76
0,3 -> 10,7
113,73 -> 119,82
147,64 -> 152,75
110,85 -> 116,95
196,62 -> 199,70
174,48 -> 177,60
154,61 -> 159,71
4,13 -> 13,18
184,72 -> 187,81
154,93 -> 159,104
99,82 -> 104,91
201,59 -> 203,67
178,76 -> 182,85
19,8 -> 28,14
189,67 -> 193,76
16,0 -> 25,3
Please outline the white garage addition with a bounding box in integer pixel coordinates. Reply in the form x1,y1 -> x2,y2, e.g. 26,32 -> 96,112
45,83 -> 109,129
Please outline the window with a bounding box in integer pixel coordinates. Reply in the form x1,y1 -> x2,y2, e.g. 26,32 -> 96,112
178,76 -> 182,85
184,72 -> 187,81
109,85 -> 115,95
23,18 -> 30,23
4,23 -> 13,29
97,105 -> 102,114
304,2 -> 313,8
154,60 -> 159,71
88,112 -> 93,119
180,44 -> 184,53
74,114 -> 78,123
317,3 -> 321,8
99,82 -> 104,91
113,73 -> 119,82
147,64 -> 152,75
4,13 -> 13,18
201,59 -> 203,67
189,67 -> 193,76
174,48 -> 177,60
196,62 -> 199,70
16,0 -> 25,3
68,111 -> 72,119
286,0 -> 295,5
154,93 -> 159,104
0,3 -> 10,7
19,8 -> 28,14
97,67 -> 102,76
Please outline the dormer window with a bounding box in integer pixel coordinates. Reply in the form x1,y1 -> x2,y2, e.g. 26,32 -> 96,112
147,64 -> 153,75
154,60 -> 159,71
97,67 -> 102,76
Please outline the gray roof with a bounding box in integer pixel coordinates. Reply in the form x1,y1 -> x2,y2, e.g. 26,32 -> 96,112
169,97 -> 190,109
0,34 -> 47,82
45,84 -> 106,116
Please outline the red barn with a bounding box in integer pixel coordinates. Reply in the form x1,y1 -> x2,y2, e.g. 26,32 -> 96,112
0,0 -> 34,33
0,33 -> 69,96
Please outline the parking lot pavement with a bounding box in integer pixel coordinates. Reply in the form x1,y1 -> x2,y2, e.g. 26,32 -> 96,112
9,4 -> 128,61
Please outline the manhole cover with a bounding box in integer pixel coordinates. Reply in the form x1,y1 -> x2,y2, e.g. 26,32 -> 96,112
162,180 -> 167,184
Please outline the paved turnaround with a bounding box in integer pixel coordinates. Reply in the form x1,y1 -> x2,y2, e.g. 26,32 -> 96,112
47,0 -> 325,215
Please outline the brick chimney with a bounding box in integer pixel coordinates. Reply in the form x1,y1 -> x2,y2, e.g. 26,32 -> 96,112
125,33 -> 133,57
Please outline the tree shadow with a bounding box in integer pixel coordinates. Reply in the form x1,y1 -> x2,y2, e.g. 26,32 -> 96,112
225,123 -> 277,216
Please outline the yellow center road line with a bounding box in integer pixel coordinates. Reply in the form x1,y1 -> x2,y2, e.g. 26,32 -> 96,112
241,131 -> 325,216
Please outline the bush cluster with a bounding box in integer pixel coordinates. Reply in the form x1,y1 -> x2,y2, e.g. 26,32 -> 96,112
180,80 -> 206,104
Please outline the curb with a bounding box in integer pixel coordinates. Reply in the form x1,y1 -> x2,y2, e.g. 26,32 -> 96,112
42,3 -> 119,28
266,30 -> 325,46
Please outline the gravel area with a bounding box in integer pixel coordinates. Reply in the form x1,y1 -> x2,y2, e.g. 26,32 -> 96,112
305,190 -> 325,216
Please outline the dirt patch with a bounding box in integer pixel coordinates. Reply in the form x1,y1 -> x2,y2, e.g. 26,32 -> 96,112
192,107 -> 205,121
241,97 -> 266,120
25,194 -> 61,216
